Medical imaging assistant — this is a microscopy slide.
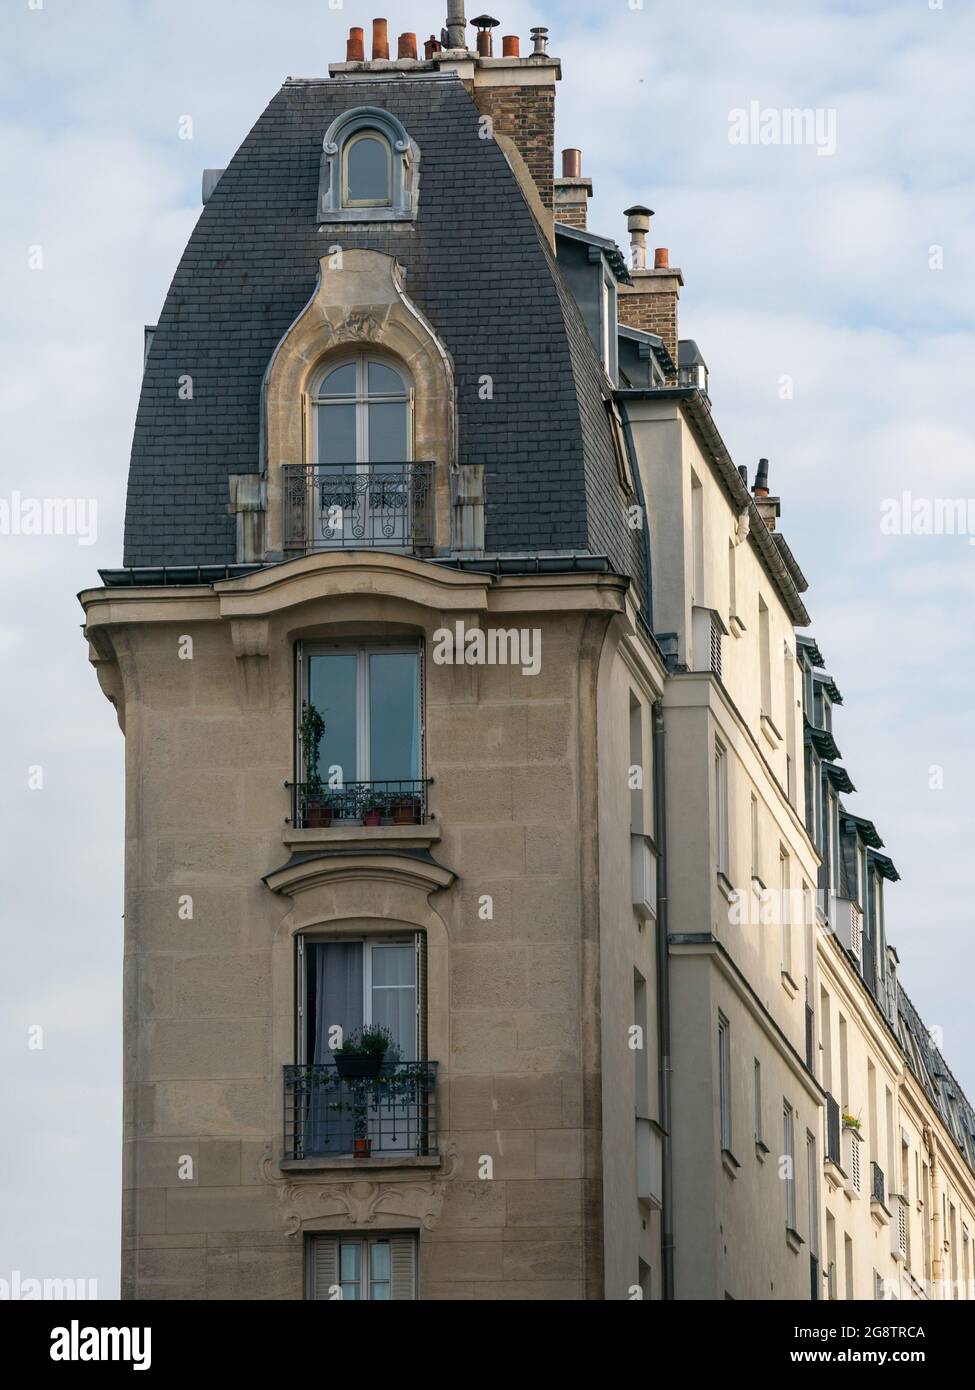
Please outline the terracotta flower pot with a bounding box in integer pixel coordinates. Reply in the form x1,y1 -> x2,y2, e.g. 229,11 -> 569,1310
305,801 -> 333,829
363,808 -> 383,826
353,1137 -> 373,1158
392,798 -> 420,825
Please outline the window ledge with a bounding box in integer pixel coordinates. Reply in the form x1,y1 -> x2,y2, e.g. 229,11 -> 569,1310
780,968 -> 799,999
755,1138 -> 770,1163
717,871 -> 735,902
284,824 -> 441,853
823,1158 -> 846,1190
785,1226 -> 805,1254
729,614 -> 747,639
721,1148 -> 741,1179
280,1154 -> 442,1175
760,713 -> 782,749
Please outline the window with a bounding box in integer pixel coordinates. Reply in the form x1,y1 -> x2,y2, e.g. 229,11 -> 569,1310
343,130 -> 392,207
779,848 -> 792,979
806,1130 -> 819,1258
825,1212 -> 837,1299
634,970 -> 650,1114
749,794 -> 760,882
718,1013 -> 732,1153
728,540 -> 737,625
307,1233 -> 417,1300
296,933 -> 427,1157
753,1058 -> 764,1148
714,739 -> 729,879
318,107 -> 419,223
691,473 -> 704,604
759,597 -> 772,717
783,1101 -> 797,1232
312,355 -> 411,467
820,987 -> 832,1093
844,1233 -> 854,1298
298,642 -> 422,821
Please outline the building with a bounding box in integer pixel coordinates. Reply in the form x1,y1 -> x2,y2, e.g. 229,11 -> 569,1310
80,7 -> 975,1300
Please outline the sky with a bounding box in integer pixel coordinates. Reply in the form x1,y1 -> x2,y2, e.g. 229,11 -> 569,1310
1,0 -> 973,1298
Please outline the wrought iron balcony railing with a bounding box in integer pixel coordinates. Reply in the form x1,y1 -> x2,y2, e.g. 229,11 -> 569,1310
871,1160 -> 886,1205
283,462 -> 434,555
287,778 -> 432,828
283,1061 -> 439,1161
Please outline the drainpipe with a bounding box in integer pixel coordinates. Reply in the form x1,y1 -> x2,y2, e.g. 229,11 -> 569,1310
652,698 -> 674,1298
618,399 -> 654,632
926,1126 -> 944,1298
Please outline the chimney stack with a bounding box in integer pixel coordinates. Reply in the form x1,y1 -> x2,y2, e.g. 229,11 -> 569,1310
618,203 -> 683,378
751,459 -> 781,530
472,15 -> 500,57
625,204 -> 653,271
445,0 -> 467,50
347,27 -> 365,62
372,18 -> 389,60
555,149 -> 593,230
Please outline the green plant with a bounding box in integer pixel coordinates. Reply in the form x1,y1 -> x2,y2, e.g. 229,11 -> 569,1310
299,701 -> 326,795
842,1112 -> 862,1131
335,1026 -> 392,1057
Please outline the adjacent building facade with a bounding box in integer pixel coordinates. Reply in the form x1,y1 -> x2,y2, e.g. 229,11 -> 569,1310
80,9 -> 975,1300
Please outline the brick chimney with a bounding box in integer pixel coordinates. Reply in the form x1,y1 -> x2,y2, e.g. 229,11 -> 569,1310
554,148 -> 592,229
751,458 -> 781,531
329,13 -> 561,220
617,206 -> 682,377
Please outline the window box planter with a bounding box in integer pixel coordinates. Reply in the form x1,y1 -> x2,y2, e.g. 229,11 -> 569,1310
334,1052 -> 384,1081
304,800 -> 334,829
362,806 -> 384,827
392,796 -> 421,826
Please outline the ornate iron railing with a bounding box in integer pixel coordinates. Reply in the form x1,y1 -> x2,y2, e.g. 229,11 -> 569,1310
287,778 -> 431,828
871,1160 -> 886,1205
283,462 -> 434,554
283,1061 -> 438,1161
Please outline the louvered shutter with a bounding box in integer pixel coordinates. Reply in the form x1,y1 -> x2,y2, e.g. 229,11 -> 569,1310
310,1235 -> 340,1300
389,1235 -> 417,1300
710,616 -> 722,681
850,1137 -> 861,1195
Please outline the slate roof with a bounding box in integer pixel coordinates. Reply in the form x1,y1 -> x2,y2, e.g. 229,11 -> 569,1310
124,73 -> 641,592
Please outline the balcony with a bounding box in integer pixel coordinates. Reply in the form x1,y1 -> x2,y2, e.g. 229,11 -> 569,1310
283,462 -> 434,556
823,1093 -> 845,1188
288,778 -> 432,829
283,1060 -> 439,1163
871,1160 -> 892,1226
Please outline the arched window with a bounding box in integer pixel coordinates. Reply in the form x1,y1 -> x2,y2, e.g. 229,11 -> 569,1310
319,108 -> 419,223
342,131 -> 392,208
312,354 -> 411,466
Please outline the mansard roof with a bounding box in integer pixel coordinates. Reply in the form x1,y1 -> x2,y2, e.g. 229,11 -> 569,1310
124,74 -> 643,596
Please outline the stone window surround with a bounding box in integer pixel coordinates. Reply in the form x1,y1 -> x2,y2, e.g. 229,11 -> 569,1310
318,107 -> 420,224
261,249 -> 456,562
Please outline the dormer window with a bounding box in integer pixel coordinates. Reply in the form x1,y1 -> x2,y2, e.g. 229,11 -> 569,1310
343,131 -> 392,208
319,108 -> 419,223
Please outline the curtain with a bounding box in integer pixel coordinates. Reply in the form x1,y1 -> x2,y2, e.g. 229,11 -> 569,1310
305,942 -> 363,1155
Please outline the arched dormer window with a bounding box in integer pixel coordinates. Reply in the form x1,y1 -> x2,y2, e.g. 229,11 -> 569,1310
319,108 -> 419,223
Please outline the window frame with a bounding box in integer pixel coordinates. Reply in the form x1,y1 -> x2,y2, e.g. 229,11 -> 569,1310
309,353 -> 413,468
319,106 -> 419,224
297,931 -> 422,1066
341,129 -> 393,209
298,639 -> 424,789
718,1012 -> 733,1154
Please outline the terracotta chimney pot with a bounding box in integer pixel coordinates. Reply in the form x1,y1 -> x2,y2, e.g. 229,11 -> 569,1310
502,35 -> 520,57
398,32 -> 417,59
562,148 -> 582,178
347,27 -> 365,62
372,18 -> 389,60
654,247 -> 670,270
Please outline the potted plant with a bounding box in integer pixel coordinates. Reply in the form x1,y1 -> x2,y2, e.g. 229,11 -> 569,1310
392,794 -> 421,826
333,1025 -> 392,1080
842,1112 -> 862,1133
298,701 -> 331,827
362,800 -> 385,827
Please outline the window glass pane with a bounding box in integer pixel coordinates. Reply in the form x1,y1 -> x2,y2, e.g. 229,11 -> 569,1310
319,362 -> 356,396
367,401 -> 408,463
368,361 -> 406,396
370,1241 -> 390,1281
368,651 -> 419,781
371,945 -> 416,1056
346,135 -> 390,204
308,653 -> 358,785
339,1243 -> 360,1283
316,403 -> 356,464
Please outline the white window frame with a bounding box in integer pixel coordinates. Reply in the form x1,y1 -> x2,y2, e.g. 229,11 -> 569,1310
299,641 -> 423,786
718,1012 -> 732,1153
310,353 -> 413,467
342,130 -> 393,208
783,1101 -> 797,1232
714,738 -> 729,880
297,932 -> 422,1064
